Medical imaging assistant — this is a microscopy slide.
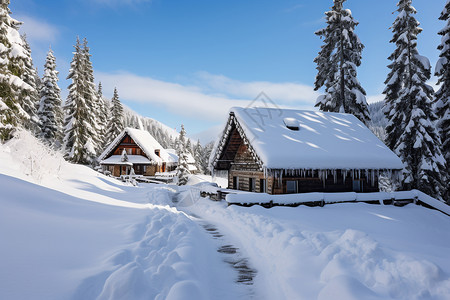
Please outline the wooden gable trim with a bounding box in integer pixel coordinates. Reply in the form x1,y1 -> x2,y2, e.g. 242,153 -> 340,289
99,131 -> 128,160
211,112 -> 264,171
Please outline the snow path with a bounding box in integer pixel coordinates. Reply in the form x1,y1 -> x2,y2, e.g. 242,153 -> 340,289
182,197 -> 450,300
172,187 -> 257,298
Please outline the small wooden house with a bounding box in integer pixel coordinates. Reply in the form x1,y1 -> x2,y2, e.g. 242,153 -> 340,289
166,149 -> 199,174
98,128 -> 176,176
210,107 -> 403,194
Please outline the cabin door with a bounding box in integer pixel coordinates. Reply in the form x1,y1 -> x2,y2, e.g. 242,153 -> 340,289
113,166 -> 120,177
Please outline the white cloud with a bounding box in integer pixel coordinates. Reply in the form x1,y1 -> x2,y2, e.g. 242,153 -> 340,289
194,71 -> 319,105
96,71 -> 318,122
16,15 -> 59,44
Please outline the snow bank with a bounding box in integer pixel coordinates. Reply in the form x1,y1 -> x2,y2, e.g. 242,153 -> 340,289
0,133 -> 242,300
226,190 -> 450,215
182,198 -> 450,300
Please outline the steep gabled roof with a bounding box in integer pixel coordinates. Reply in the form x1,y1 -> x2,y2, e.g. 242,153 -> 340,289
211,107 -> 404,170
98,128 -> 176,165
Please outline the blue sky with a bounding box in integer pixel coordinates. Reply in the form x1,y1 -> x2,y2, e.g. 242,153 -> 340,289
10,0 -> 445,141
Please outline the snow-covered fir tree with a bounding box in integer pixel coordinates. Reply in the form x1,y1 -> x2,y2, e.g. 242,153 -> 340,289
38,48 -> 63,147
435,0 -> 450,202
97,82 -> 109,148
193,139 -> 203,173
105,88 -> 124,145
19,34 -> 40,134
63,37 -> 98,164
384,0 -> 446,200
176,125 -> 190,185
200,141 -> 214,175
314,0 -> 370,125
80,38 -> 102,155
0,2 -> 36,141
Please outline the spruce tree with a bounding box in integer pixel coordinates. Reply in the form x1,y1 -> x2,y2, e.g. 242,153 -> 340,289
20,34 -> 40,133
384,0 -> 446,200
435,1 -> 450,203
0,1 -> 35,141
97,82 -> 109,148
200,141 -> 214,175
176,124 -> 190,185
63,37 -> 97,164
314,0 -> 370,125
80,38 -> 102,155
105,88 -> 124,145
38,48 -> 63,147
193,139 -> 203,173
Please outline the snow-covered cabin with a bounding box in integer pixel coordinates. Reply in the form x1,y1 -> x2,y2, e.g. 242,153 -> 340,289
98,128 -> 176,176
210,107 -> 403,194
166,149 -> 199,174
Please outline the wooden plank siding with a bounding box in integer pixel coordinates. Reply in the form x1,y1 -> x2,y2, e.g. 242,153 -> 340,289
228,172 -> 379,194
111,135 -> 149,158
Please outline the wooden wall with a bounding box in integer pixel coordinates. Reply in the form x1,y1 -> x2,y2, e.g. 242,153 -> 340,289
228,169 -> 379,194
111,135 -> 149,158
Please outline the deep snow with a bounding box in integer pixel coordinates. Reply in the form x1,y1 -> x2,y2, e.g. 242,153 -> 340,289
1,131 -> 450,300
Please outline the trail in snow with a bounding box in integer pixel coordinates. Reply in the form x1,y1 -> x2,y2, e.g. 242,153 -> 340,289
173,186 -> 258,298
202,223 -> 257,287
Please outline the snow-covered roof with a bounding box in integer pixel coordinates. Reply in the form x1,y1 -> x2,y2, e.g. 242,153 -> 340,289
99,155 -> 152,165
166,149 -> 198,171
98,128 -> 176,165
166,149 -> 196,164
212,107 -> 404,170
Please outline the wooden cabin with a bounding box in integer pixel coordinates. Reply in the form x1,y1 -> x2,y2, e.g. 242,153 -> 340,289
98,128 -> 177,177
210,107 -> 403,194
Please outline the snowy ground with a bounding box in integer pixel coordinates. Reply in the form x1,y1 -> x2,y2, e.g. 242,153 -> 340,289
1,132 -> 450,299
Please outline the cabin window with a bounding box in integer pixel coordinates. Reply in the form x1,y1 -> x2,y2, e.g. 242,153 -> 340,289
126,148 -> 132,155
233,176 -> 239,190
353,180 -> 362,192
143,166 -> 147,174
260,179 -> 266,193
155,150 -> 160,157
136,148 -> 141,155
286,180 -> 298,194
134,165 -> 141,174
249,178 -> 256,192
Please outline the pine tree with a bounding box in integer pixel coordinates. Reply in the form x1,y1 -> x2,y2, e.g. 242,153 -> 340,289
435,1 -> 450,203
97,82 -> 109,148
63,37 -> 97,164
200,141 -> 214,175
0,1 -> 35,141
105,88 -> 124,145
20,34 -> 40,133
38,48 -> 63,147
176,124 -> 190,185
384,0 -> 446,200
193,139 -> 203,173
314,0 -> 370,125
80,38 -> 102,155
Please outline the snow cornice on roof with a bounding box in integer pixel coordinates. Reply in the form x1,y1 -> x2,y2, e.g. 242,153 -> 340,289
98,128 -> 175,165
211,107 -> 404,172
